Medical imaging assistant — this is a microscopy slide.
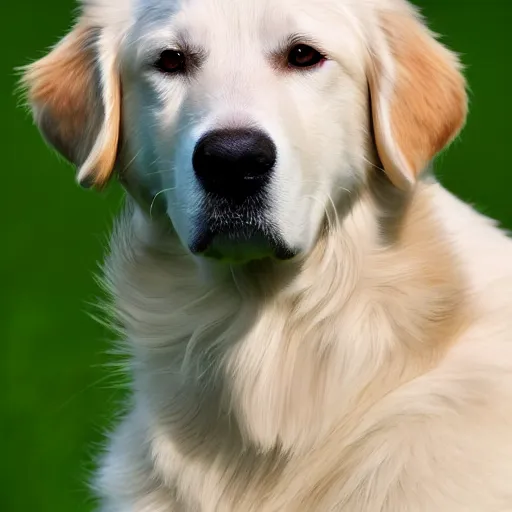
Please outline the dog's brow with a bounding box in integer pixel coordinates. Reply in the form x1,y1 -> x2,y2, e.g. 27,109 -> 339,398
175,30 -> 207,60
137,4 -> 176,25
277,33 -> 325,54
132,25 -> 207,66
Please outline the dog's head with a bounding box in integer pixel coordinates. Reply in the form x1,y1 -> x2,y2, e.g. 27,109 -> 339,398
22,0 -> 467,263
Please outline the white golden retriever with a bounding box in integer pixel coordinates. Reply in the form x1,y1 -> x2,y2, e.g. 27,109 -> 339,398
23,0 -> 512,510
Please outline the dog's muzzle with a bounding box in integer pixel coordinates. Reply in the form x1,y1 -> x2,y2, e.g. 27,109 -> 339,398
188,128 -> 295,262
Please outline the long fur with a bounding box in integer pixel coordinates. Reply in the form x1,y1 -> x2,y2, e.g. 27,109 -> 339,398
22,0 -> 512,510
92,176 -> 512,511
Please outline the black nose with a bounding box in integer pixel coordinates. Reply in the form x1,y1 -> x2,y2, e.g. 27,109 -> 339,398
192,128 -> 277,200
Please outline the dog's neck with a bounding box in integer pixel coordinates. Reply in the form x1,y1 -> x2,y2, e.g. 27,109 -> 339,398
106,176 -> 468,457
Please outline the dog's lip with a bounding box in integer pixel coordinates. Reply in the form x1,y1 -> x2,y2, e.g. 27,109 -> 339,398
190,226 -> 297,263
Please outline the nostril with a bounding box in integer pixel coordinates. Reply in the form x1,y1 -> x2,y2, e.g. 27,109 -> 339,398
192,128 -> 277,197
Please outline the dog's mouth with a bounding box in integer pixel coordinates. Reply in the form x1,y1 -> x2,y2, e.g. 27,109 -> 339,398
190,225 -> 296,263
189,195 -> 297,263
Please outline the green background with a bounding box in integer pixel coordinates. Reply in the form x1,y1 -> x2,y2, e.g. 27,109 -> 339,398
1,1 -> 510,510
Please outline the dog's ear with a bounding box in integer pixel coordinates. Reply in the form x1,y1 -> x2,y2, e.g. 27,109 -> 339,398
21,21 -> 121,189
368,7 -> 467,189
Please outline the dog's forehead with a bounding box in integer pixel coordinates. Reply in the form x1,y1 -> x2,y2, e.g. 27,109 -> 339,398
125,0 -> 367,52
84,0 -> 403,30
133,0 -> 331,15
133,0 -> 302,32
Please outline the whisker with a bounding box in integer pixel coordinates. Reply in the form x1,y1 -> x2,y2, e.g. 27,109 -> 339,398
120,149 -> 143,175
304,194 -> 335,232
149,186 -> 176,219
144,169 -> 173,177
300,179 -> 353,196
362,155 -> 386,173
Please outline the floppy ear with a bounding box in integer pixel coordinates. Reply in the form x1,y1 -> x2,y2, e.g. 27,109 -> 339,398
368,8 -> 467,189
21,21 -> 121,189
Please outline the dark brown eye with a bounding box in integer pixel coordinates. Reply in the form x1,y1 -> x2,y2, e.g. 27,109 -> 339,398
155,50 -> 186,73
287,44 -> 325,68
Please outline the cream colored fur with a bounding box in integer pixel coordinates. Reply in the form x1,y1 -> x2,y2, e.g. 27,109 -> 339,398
22,0 -> 512,510
94,180 -> 512,512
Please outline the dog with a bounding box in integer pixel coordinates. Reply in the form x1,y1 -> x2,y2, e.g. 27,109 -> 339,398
22,0 -> 512,510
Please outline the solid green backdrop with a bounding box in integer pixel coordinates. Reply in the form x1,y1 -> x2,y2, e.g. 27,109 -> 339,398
1,0 -> 510,510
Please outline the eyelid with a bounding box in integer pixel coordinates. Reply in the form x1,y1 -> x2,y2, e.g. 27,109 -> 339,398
282,34 -> 327,56
270,34 -> 329,69
151,46 -> 183,63
151,46 -> 206,71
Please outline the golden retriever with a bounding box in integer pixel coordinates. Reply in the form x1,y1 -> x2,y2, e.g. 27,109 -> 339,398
22,0 -> 512,510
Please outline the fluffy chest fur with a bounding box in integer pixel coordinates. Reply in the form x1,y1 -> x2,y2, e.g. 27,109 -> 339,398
95,183 -> 512,511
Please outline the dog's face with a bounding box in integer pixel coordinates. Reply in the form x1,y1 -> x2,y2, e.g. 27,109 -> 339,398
121,0 -> 370,261
23,0 -> 467,263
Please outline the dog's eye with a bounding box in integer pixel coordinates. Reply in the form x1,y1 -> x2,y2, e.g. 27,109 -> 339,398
155,50 -> 186,73
287,44 -> 325,68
